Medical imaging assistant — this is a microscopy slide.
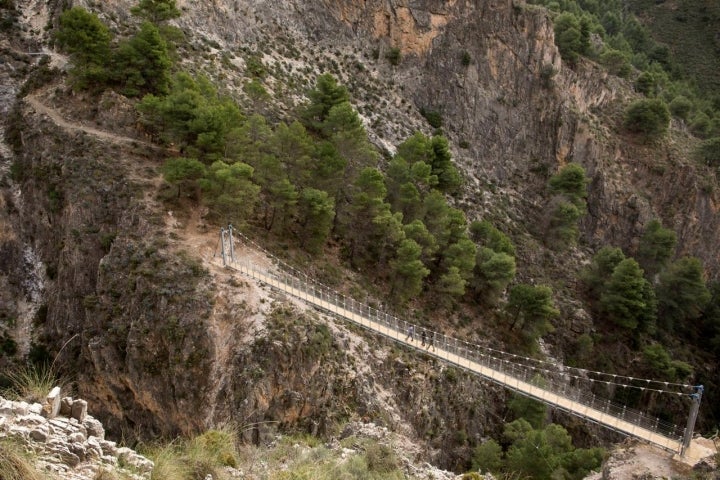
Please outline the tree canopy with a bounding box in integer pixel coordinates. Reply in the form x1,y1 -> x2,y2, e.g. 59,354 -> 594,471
624,98 -> 671,138
599,258 -> 656,332
54,7 -> 112,88
130,0 -> 181,23
637,219 -> 676,278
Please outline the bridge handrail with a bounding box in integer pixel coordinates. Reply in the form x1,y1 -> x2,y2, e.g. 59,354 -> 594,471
222,231 -> 686,449
227,256 -> 684,443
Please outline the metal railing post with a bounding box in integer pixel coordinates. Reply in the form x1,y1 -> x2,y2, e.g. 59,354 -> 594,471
228,224 -> 235,262
220,228 -> 227,266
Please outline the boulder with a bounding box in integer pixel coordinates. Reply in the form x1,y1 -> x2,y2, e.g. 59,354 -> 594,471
29,402 -> 43,415
83,416 -> 105,439
68,431 -> 86,443
99,439 -> 118,456
71,399 -> 88,422
60,397 -> 73,416
117,447 -> 155,473
29,428 -> 48,442
42,386 -> 62,419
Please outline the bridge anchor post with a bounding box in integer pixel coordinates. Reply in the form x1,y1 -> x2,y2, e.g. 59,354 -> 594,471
220,227 -> 227,266
228,224 -> 235,263
680,385 -> 703,457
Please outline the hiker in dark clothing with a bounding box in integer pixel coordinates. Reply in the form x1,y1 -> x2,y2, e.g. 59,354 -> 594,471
428,331 -> 435,351
421,330 -> 427,347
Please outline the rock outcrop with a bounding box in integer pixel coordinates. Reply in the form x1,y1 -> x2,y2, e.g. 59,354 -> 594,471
584,439 -> 719,480
0,392 -> 153,480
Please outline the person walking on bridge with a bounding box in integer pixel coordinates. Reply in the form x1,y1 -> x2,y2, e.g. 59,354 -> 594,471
406,325 -> 415,342
421,330 -> 427,347
428,331 -> 435,352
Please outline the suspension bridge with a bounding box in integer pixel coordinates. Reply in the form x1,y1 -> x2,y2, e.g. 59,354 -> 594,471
216,225 -> 706,459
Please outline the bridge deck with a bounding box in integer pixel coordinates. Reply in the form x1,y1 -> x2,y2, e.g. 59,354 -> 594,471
227,261 -> 683,453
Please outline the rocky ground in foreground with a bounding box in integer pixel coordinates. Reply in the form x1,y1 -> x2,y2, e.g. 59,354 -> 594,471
2,387 -> 719,479
0,389 -> 471,479
0,391 -> 152,480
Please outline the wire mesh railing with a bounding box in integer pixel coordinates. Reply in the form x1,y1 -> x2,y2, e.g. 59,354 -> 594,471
220,228 -> 686,451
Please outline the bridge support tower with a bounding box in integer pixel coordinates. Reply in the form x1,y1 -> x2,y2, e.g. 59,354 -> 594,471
680,385 -> 703,457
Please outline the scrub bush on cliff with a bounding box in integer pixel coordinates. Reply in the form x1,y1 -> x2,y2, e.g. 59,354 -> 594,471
624,98 -> 671,139
54,7 -> 112,89
113,21 -> 172,97
131,0 -> 181,24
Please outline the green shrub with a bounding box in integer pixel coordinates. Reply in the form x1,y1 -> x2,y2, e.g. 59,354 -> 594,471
3,364 -> 59,403
553,12 -> 588,63
386,47 -> 401,66
624,98 -> 670,138
548,201 -> 581,247
245,55 -> 266,78
689,111 -> 713,138
146,427 -> 239,480
549,162 -> 588,209
130,0 -> 181,23
471,439 -> 503,474
54,7 -> 112,89
600,49 -> 631,77
669,95 -> 693,120
364,443 -> 398,473
419,107 -> 443,128
540,63 -> 557,88
635,71 -> 658,97
697,137 -> 720,166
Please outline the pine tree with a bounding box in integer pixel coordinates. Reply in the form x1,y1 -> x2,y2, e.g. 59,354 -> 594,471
162,157 -> 206,199
390,239 -> 430,304
296,188 -> 334,254
599,258 -> 656,331
131,0 -> 181,23
656,257 -> 711,333
114,21 -> 172,96
54,7 -> 112,88
507,284 -> 558,341
637,219 -> 676,278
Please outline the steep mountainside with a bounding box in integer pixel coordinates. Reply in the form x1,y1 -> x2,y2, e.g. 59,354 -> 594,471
1,0 -> 719,476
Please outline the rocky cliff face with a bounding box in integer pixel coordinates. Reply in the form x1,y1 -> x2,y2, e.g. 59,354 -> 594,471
1,0 -> 719,474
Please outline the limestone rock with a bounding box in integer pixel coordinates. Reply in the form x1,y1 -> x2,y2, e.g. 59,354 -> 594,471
99,439 -> 118,456
60,396 -> 73,416
71,399 -> 88,422
117,447 -> 155,473
42,386 -> 62,419
68,431 -> 86,443
0,394 -> 152,479
83,416 -> 105,440
29,428 -> 49,442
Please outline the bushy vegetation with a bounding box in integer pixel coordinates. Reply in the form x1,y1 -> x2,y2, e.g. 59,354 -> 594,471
545,163 -> 588,248
146,428 -> 239,480
2,364 -> 60,403
54,5 -> 173,96
580,216 -> 716,384
471,400 -> 604,480
529,0 -> 720,140
146,430 -> 405,480
623,98 -> 670,138
137,64 -> 519,311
